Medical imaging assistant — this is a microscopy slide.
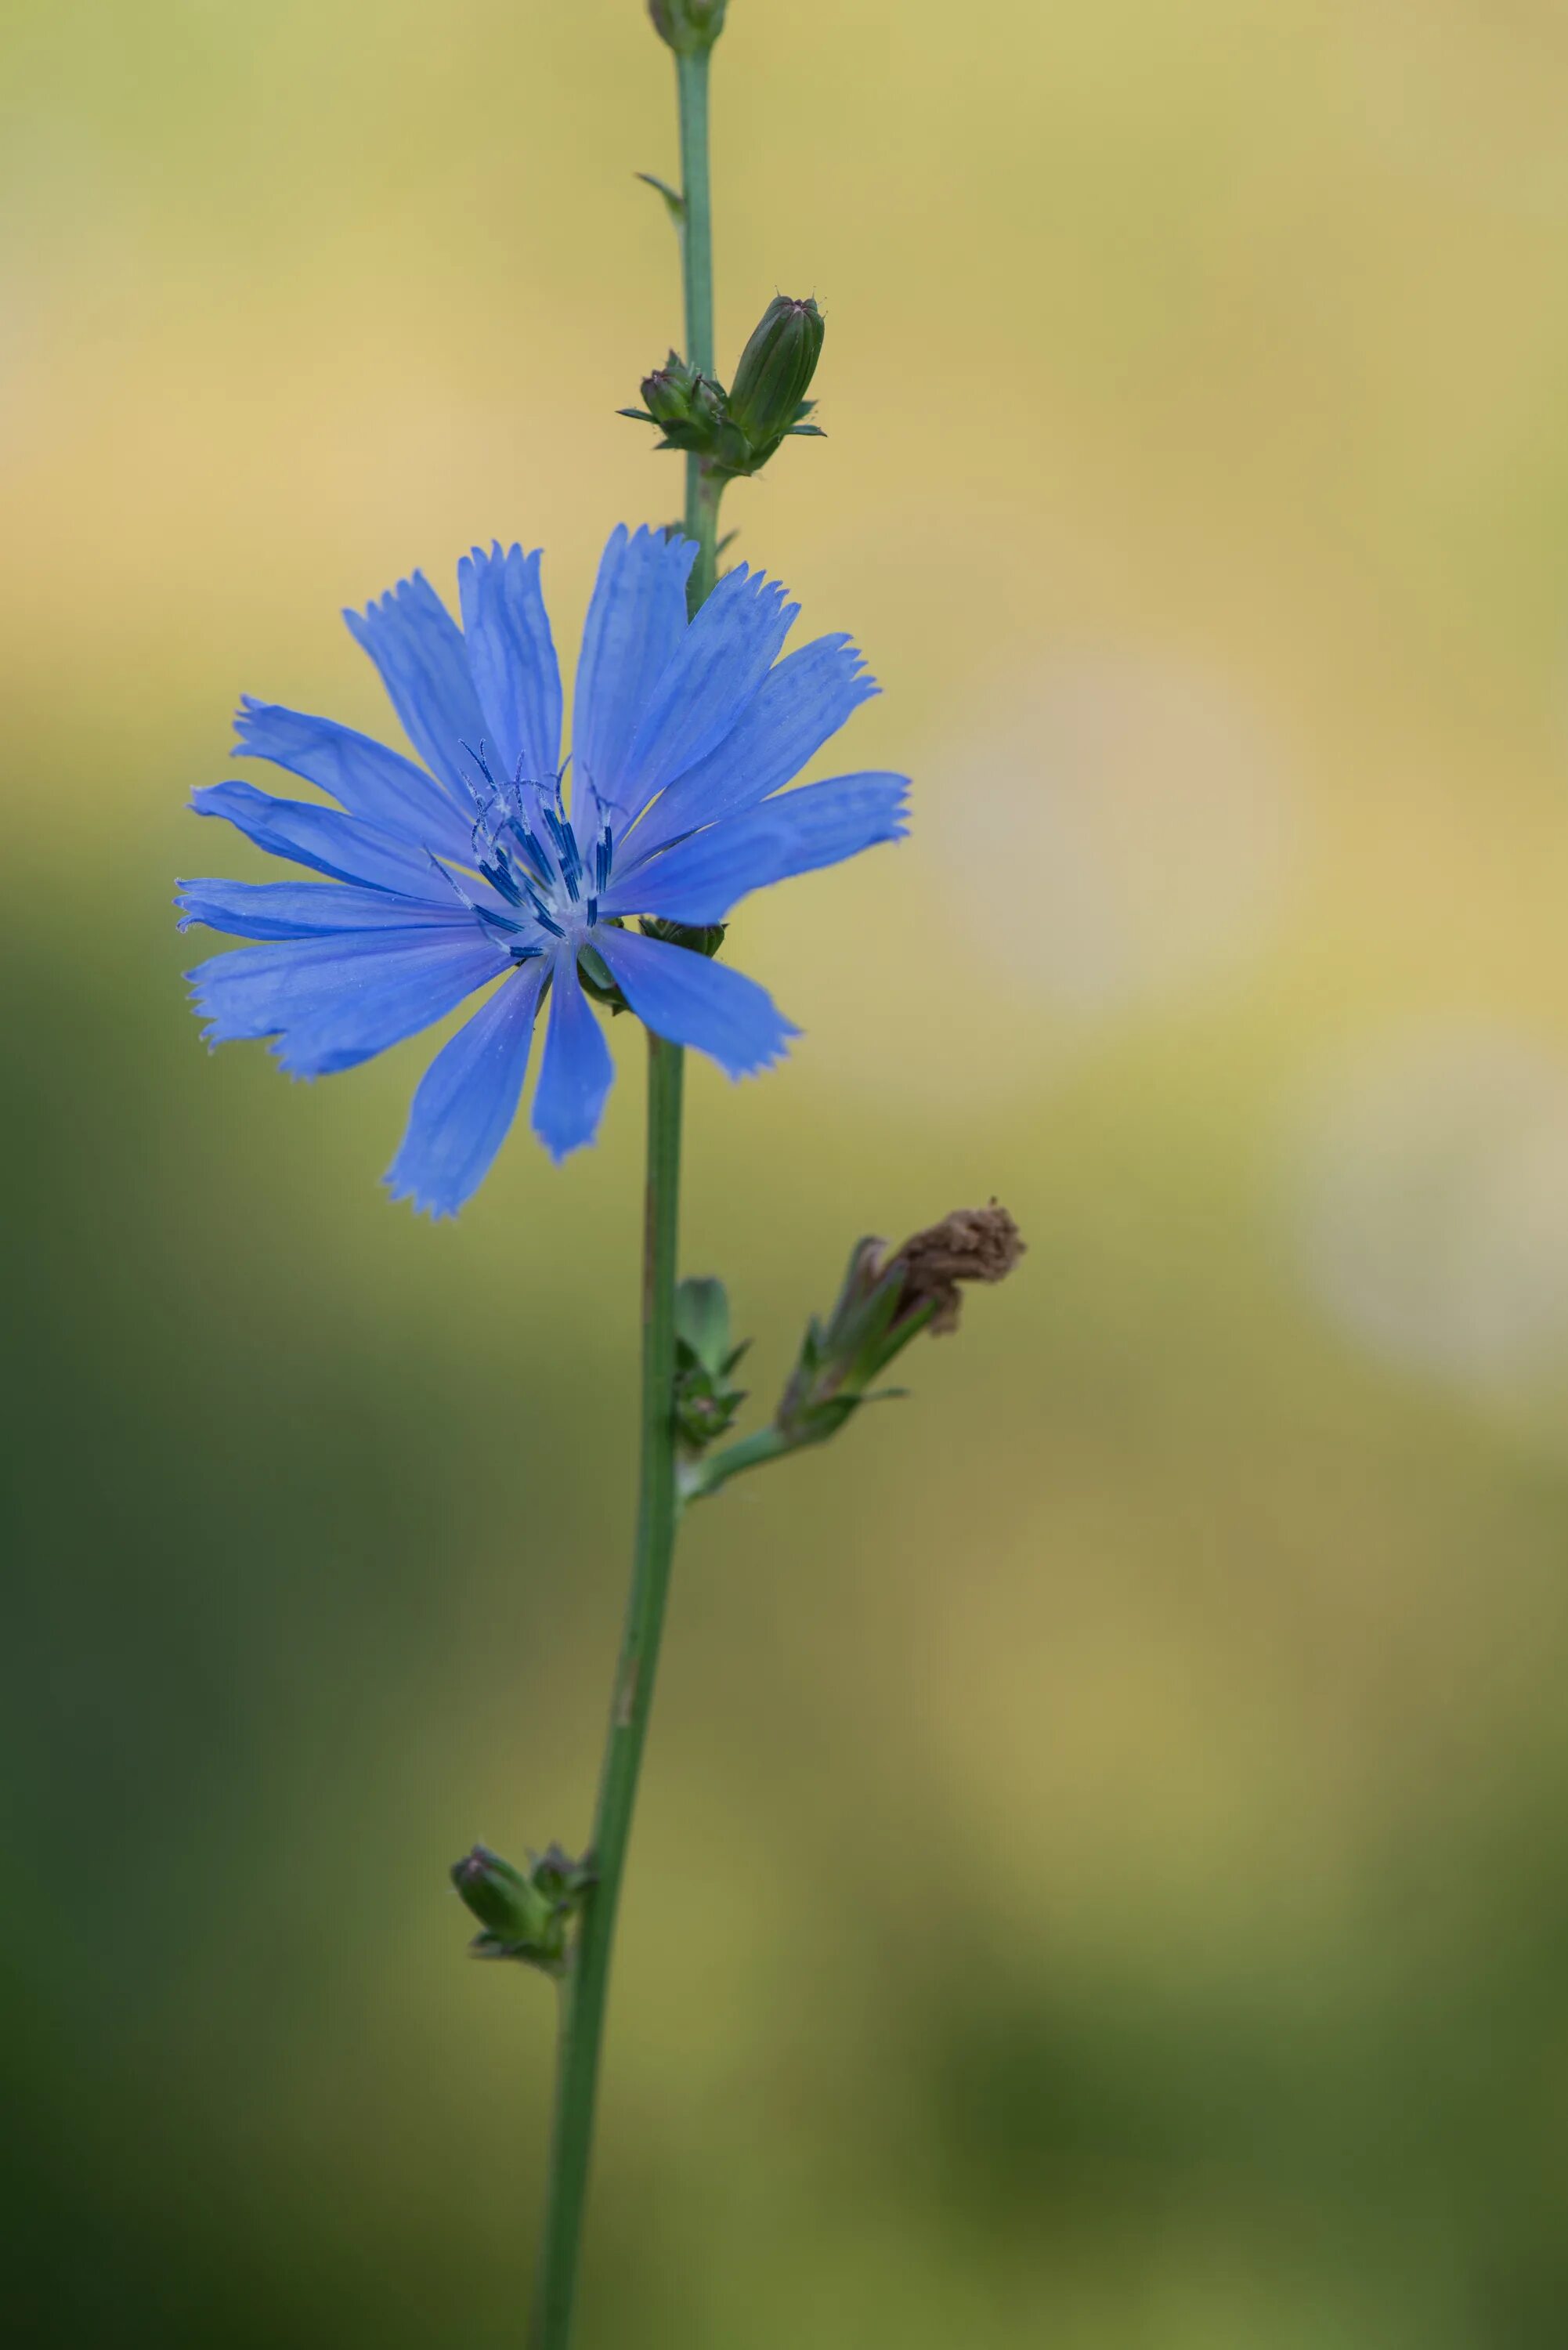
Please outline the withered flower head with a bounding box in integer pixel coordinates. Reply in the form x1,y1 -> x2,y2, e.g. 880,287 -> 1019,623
888,1201 -> 1025,1336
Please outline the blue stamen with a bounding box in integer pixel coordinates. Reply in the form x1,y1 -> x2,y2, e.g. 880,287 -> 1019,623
479,849 -> 529,908
460,739 -> 497,788
429,848 -> 527,938
426,851 -> 477,910
470,785 -> 511,862
542,806 -> 583,901
512,824 -> 554,885
522,883 -> 565,938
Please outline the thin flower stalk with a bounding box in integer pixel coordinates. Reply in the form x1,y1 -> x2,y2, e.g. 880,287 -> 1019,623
534,35 -> 717,2350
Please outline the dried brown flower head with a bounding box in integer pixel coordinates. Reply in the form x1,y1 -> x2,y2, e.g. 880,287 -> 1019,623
889,1201 -> 1026,1336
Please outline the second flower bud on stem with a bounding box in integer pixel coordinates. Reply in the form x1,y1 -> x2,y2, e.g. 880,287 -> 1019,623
620,295 -> 826,483
725,295 -> 826,468
450,1843 -> 597,1976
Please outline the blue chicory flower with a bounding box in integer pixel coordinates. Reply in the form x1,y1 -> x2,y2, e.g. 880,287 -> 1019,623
179,526 -> 909,1214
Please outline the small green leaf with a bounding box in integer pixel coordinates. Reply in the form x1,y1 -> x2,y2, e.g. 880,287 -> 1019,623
635,171 -> 686,228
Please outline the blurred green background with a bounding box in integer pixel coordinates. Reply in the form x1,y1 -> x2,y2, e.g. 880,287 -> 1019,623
8,1 -> 1568,2342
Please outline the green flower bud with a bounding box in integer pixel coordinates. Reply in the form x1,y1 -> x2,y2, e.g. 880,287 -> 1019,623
644,353 -> 720,432
450,1842 -> 595,1974
726,296 -> 825,468
530,1843 -> 593,1903
674,1275 -> 750,1451
638,915 -> 726,958
641,361 -> 698,432
451,1844 -> 557,1947
647,0 -> 728,56
620,353 -> 728,457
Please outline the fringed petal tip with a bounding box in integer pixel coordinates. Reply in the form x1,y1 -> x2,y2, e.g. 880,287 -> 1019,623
182,978 -> 312,1077
184,997 -> 240,1061
723,1016 -> 803,1081
230,692 -> 263,752
381,1171 -> 461,1222
458,539 -> 544,573
345,569 -> 432,631
538,1128 -> 597,1167
832,634 -> 881,695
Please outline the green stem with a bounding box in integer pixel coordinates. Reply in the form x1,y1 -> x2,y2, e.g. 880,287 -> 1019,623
528,40 -> 721,2350
684,1423 -> 791,1500
677,50 -> 714,378
529,1039 -> 685,2350
678,45 -> 722,612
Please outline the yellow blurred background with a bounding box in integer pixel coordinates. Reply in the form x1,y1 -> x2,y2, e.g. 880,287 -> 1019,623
8,0 -> 1568,2341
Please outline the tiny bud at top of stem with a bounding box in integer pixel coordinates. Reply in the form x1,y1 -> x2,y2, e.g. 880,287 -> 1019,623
647,0 -> 727,55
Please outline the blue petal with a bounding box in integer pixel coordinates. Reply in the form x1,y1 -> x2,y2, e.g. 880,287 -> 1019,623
616,565 -> 798,819
603,772 -> 909,927
233,700 -> 470,855
530,950 -> 616,1161
623,633 -> 878,862
343,572 -> 488,804
385,960 -> 548,1217
591,927 -> 797,1078
456,543 -> 562,790
186,928 -> 511,1076
176,877 -> 479,940
190,779 -> 459,896
572,525 -> 695,817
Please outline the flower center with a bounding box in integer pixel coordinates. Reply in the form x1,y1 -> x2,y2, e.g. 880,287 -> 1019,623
461,750 -> 615,942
